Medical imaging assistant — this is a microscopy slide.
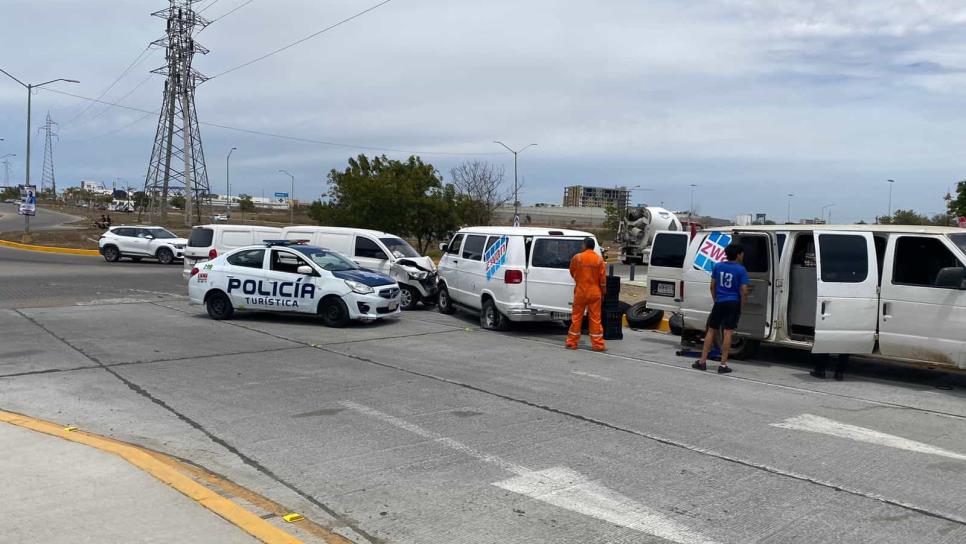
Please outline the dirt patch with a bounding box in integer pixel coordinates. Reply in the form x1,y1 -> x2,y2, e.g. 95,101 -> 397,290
0,228 -> 105,250
619,282 -> 646,305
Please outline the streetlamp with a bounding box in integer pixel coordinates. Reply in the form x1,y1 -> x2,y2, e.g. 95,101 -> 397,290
226,147 -> 237,217
787,193 -> 794,224
886,179 -> 896,223
0,68 -> 78,233
494,141 -> 537,223
279,170 -> 295,225
820,203 -> 835,224
689,184 -> 698,221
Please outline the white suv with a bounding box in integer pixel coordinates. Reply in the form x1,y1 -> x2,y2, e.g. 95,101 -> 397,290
99,226 -> 188,264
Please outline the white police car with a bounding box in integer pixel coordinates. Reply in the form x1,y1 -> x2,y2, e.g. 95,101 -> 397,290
188,240 -> 402,327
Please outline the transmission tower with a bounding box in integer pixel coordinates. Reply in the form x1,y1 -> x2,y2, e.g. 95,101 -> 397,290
39,112 -> 58,196
142,0 -> 211,226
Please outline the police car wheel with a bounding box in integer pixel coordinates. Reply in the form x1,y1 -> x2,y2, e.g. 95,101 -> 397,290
205,292 -> 234,320
157,247 -> 174,265
437,285 -> 455,314
399,286 -> 419,311
102,246 -> 120,262
320,297 -> 350,328
480,299 -> 509,331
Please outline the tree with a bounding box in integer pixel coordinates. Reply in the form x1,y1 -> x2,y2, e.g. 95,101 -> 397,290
320,154 -> 458,254
603,203 -> 621,231
449,160 -> 510,225
170,194 -> 185,210
1,186 -> 18,201
132,191 -> 150,212
238,194 -> 255,213
949,181 -> 966,219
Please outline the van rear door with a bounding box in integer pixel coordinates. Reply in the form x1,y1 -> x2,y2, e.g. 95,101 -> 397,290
813,231 -> 879,354
526,236 -> 586,315
646,232 -> 691,313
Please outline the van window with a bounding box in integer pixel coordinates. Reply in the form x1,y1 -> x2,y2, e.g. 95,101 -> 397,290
446,234 -> 464,255
227,249 -> 264,269
736,235 -> 768,273
462,235 -> 486,261
650,233 -> 687,268
188,228 -> 214,247
776,234 -> 786,259
950,233 -> 966,255
818,234 -> 867,283
893,236 -> 964,287
271,250 -> 312,274
355,237 -> 388,260
532,238 -> 584,269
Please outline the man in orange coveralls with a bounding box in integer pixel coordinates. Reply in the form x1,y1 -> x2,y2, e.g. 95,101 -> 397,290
566,237 -> 607,352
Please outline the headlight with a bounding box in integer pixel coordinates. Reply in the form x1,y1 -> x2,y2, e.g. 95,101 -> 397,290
173,244 -> 185,249
408,270 -> 429,280
344,280 -> 374,294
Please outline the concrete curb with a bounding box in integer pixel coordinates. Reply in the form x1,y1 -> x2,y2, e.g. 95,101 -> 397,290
0,239 -> 101,256
0,409 -> 317,544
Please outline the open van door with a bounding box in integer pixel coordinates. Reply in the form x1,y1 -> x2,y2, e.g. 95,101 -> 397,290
813,231 -> 878,354
525,236 -> 587,316
647,232 -> 691,313
731,232 -> 774,339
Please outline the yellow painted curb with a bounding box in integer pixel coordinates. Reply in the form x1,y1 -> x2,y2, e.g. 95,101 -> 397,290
656,316 -> 671,333
0,239 -> 101,256
0,410 -> 304,544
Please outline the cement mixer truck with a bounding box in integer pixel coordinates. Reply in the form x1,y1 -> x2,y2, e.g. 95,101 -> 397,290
616,206 -> 683,264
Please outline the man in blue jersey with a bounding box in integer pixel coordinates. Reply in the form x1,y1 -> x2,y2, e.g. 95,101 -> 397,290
692,243 -> 750,374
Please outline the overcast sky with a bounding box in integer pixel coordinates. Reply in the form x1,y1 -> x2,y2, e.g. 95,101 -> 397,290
2,0 -> 966,222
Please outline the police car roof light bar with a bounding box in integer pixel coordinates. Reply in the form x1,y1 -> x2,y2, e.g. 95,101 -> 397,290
263,239 -> 309,247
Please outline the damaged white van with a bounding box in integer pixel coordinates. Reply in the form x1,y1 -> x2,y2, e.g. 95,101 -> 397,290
647,225 -> 966,370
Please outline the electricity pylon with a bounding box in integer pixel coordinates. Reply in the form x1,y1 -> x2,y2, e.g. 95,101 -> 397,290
39,112 -> 58,196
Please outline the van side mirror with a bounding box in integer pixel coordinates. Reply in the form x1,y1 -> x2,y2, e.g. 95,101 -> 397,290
439,243 -> 448,252
935,267 -> 966,289
296,265 -> 314,275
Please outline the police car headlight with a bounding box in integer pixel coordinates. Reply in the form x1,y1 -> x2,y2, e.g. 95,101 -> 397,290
408,270 -> 428,280
345,280 -> 374,294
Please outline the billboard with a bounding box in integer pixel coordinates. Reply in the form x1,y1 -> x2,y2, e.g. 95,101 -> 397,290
19,184 -> 37,216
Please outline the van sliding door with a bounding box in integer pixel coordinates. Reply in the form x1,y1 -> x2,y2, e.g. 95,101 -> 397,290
732,232 -> 773,339
813,231 -> 878,354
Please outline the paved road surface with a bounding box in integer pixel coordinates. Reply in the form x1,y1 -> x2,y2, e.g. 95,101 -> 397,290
0,203 -> 81,231
3,247 -> 966,543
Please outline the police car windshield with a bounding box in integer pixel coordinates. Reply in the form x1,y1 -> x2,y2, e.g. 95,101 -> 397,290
293,248 -> 359,271
146,228 -> 177,239
380,237 -> 419,258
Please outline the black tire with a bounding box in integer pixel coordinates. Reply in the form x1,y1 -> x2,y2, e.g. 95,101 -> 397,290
625,301 -> 664,329
399,285 -> 419,311
669,313 -> 684,336
480,298 -> 509,331
437,284 -> 456,314
716,331 -> 760,360
157,247 -> 174,265
205,292 -> 234,320
319,297 -> 350,328
102,245 -> 120,263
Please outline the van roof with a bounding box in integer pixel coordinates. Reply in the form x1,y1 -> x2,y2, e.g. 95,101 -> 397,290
280,225 -> 397,238
193,224 -> 282,230
706,224 -> 964,235
457,226 -> 596,237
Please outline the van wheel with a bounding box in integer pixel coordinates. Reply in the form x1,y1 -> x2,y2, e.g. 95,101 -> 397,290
437,285 -> 455,314
717,331 -> 760,360
399,286 -> 419,311
625,301 -> 663,329
205,292 -> 234,320
320,297 -> 350,328
480,298 -> 509,331
157,247 -> 174,265
102,245 -> 120,262
669,313 -> 684,336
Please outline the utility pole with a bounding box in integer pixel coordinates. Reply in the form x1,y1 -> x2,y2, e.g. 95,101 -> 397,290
142,0 -> 212,226
39,112 -> 58,197
226,146 -> 236,216
820,203 -> 835,224
886,179 -> 896,223
1,154 -> 14,186
494,141 -> 537,223
689,184 -> 698,223
787,193 -> 794,224
279,170 -> 295,225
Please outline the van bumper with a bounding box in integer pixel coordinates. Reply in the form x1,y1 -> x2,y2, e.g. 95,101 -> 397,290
501,305 -> 567,322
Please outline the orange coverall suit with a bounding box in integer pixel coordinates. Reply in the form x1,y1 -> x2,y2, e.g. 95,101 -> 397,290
566,249 -> 607,351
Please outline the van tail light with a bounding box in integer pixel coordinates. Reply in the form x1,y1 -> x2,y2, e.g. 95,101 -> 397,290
680,280 -> 685,299
190,267 -> 200,278
208,248 -> 217,259
505,270 -> 523,284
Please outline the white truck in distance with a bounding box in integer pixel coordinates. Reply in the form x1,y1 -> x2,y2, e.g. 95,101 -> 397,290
616,206 -> 683,265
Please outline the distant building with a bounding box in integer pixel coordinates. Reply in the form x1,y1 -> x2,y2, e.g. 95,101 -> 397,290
563,185 -> 630,209
80,180 -> 112,195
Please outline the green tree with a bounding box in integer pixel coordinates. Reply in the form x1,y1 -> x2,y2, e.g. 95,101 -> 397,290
132,191 -> 150,211
603,203 -> 621,231
320,154 -> 458,253
1,186 -> 18,201
949,181 -> 966,219
170,194 -> 186,210
238,194 -> 255,213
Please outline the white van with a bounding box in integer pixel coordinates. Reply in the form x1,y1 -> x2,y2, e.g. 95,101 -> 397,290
280,226 -> 437,310
436,227 -> 601,330
184,225 -> 283,278
647,225 -> 966,369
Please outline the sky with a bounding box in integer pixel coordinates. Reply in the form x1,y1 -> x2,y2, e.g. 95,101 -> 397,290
2,0 -> 966,223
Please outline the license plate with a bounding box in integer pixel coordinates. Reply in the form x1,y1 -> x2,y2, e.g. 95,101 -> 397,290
388,302 -> 398,311
652,281 -> 675,297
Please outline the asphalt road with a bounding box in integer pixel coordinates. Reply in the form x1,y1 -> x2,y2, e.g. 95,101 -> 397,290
3,248 -> 966,543
0,203 -> 81,231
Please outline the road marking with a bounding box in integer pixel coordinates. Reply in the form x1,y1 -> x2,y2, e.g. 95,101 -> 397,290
571,370 -> 611,381
772,414 -> 966,461
341,400 -> 718,544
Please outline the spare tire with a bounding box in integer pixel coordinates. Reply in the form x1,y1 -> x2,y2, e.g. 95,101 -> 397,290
625,301 -> 663,329
668,313 -> 684,336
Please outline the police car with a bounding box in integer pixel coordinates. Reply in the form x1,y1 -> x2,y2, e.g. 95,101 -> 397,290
188,240 -> 402,327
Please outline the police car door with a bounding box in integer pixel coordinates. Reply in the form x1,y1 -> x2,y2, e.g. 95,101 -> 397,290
223,248 -> 268,310
813,231 -> 879,354
526,236 -> 586,315
646,232 -> 692,313
263,248 -> 319,313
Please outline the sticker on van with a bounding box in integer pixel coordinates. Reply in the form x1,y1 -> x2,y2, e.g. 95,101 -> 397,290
484,236 -> 509,280
694,232 -> 732,273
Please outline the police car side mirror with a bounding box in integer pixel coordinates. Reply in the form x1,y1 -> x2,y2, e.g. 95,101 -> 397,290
296,265 -> 314,275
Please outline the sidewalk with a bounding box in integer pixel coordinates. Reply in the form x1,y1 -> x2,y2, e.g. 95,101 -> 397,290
0,423 -> 258,544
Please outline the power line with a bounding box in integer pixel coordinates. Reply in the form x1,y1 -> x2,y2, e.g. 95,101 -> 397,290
64,45 -> 155,126
208,0 -> 396,80
78,111 -> 156,143
207,0 -> 256,25
40,87 -> 501,156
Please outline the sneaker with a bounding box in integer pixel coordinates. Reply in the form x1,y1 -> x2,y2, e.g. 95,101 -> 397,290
691,361 -> 707,371
717,365 -> 732,374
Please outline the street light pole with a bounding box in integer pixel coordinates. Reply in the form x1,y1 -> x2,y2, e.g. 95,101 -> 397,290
787,193 -> 794,224
820,203 -> 835,224
226,147 -> 236,217
494,141 -> 537,223
279,170 -> 295,225
689,184 -> 698,221
886,179 -> 896,222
